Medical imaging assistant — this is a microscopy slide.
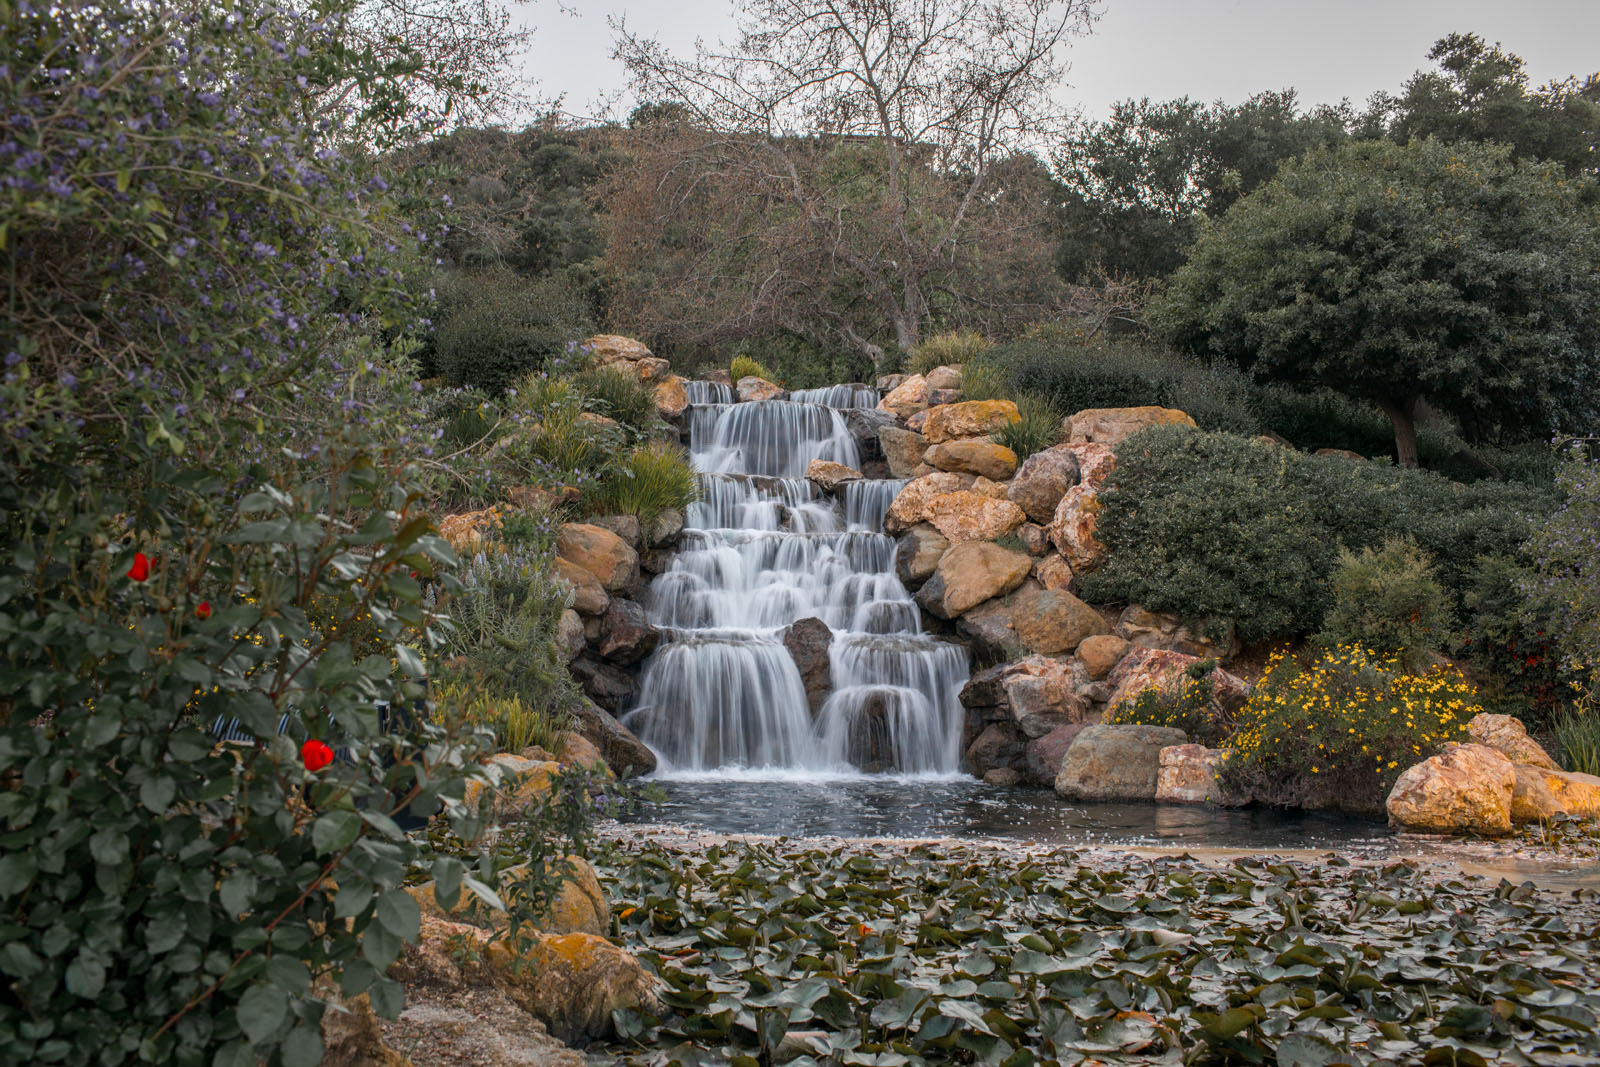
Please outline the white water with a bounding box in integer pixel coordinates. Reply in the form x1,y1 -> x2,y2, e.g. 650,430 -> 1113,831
623,385 -> 969,779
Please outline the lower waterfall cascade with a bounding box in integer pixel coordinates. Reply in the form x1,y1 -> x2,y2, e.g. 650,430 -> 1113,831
621,381 -> 970,777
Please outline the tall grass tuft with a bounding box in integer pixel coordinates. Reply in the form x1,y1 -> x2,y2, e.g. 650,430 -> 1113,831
431,678 -> 570,754
909,329 -> 988,375
993,394 -> 1063,461
1553,700 -> 1600,776
959,358 -> 1009,402
571,366 -> 663,440
583,441 -> 700,529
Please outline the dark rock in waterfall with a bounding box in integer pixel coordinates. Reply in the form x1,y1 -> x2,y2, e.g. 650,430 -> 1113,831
844,407 -> 898,459
782,617 -> 833,716
570,656 -> 638,714
595,598 -> 660,664
965,722 -> 1024,778
572,699 -> 657,778
846,690 -> 897,773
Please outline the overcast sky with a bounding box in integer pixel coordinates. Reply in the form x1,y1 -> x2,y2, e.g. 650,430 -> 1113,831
515,0 -> 1600,125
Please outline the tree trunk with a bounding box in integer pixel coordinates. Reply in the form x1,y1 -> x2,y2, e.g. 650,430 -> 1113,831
1379,396 -> 1421,468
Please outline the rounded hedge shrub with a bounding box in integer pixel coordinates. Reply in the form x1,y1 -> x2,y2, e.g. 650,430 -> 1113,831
433,269 -> 595,394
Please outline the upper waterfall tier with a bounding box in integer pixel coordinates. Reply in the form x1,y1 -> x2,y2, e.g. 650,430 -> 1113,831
622,387 -> 969,777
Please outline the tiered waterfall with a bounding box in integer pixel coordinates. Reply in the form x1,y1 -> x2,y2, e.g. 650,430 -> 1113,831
622,382 -> 969,776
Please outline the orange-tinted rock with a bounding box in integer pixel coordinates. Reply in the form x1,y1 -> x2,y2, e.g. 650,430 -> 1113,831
1386,744 -> 1514,836
878,425 -> 928,477
1017,522 -> 1050,555
805,459 -> 864,492
922,400 -> 1020,444
928,542 -> 1032,617
924,364 -> 964,390
1511,764 -> 1600,822
489,933 -> 663,1044
884,471 -> 974,532
652,374 -> 689,418
1065,406 -> 1196,446
1003,585 -> 1110,656
926,439 -> 1019,479
554,557 -> 609,616
585,334 -> 654,366
1105,647 -> 1247,717
437,508 -> 501,552
1467,713 -> 1559,770
462,754 -> 560,819
878,374 -> 930,418
736,376 -> 785,402
1007,445 -> 1081,523
556,523 -> 639,592
1032,554 -> 1075,592
1077,634 -> 1132,679
1156,744 -> 1227,804
924,491 -> 1026,543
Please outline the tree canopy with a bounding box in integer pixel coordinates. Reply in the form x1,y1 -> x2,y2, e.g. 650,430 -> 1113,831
1153,137 -> 1600,467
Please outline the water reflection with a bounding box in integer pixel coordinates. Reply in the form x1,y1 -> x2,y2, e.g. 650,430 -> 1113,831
622,777 -> 1393,851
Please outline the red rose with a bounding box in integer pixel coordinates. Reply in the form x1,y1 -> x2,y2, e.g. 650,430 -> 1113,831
301,739 -> 334,772
126,552 -> 150,582
195,601 -> 211,620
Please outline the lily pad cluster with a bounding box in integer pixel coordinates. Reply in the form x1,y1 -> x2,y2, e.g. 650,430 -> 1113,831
593,836 -> 1600,1066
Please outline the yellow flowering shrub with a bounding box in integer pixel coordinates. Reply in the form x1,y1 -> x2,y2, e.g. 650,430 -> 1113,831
1105,658 -> 1231,746
1221,644 -> 1477,815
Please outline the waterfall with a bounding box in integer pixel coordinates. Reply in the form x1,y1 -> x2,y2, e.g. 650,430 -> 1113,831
623,383 -> 968,778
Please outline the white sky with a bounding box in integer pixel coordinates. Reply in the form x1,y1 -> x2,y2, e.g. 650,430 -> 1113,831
512,0 -> 1600,125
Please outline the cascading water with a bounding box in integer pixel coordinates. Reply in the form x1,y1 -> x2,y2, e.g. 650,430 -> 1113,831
623,385 -> 969,778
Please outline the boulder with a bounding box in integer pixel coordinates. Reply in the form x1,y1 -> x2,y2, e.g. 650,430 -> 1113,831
652,375 -> 689,419
805,459 -> 864,493
647,507 -> 685,548
571,700 -> 657,778
1054,724 -> 1190,802
1467,713 -> 1560,771
1048,482 -> 1107,575
556,609 -> 586,664
876,373 -> 907,392
321,994 -> 410,1067
906,409 -> 931,434
844,690 -> 897,773
736,376 -> 785,403
505,483 -> 580,512
569,657 -> 637,714
437,508 -> 501,553
922,400 -> 1021,444
1017,522 -> 1050,555
594,598 -> 659,664
925,440 -> 1019,480
1065,406 -> 1197,446
783,617 -> 833,716
970,476 -> 1009,500
928,388 -> 964,406
407,855 -> 609,937
584,334 -> 654,366
556,733 -> 612,778
983,768 -> 1022,787
1105,647 -> 1248,719
557,524 -> 639,592
1386,743 -> 1515,836
924,364 -> 963,390
1116,605 -> 1236,659
462,754 -> 560,818
960,655 -> 1090,739
1032,554 -> 1075,593
1511,764 -> 1600,822
1007,446 -> 1082,524
879,425 -> 930,478
490,932 -> 663,1045
553,557 -> 609,616
878,374 -> 930,418
965,723 -> 1023,779
884,471 -> 974,532
1004,585 -> 1110,656
926,542 -> 1032,618
1024,720 -> 1095,787
924,491 -> 1026,544
894,524 -> 949,587
1077,634 -> 1132,680
954,600 -> 1028,662
1155,745 -> 1226,805
844,408 -> 899,456
590,514 -> 643,550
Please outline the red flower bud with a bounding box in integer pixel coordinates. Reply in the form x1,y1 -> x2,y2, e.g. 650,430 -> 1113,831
126,552 -> 150,582
301,739 -> 334,772
195,601 -> 211,620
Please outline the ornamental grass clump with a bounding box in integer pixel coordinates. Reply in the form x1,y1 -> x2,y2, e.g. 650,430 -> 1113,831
730,355 -> 778,383
908,329 -> 988,375
1222,645 -> 1477,815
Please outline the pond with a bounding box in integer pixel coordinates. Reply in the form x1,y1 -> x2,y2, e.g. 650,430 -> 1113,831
621,772 -> 1394,852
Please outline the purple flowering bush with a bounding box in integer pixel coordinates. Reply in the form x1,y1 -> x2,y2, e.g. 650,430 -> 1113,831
0,3 -> 543,1064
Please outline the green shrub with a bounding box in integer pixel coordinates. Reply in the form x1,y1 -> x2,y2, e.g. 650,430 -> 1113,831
909,329 -> 988,375
1083,426 -> 1553,642
583,442 -> 700,529
1105,661 -> 1230,746
1553,701 -> 1600,776
570,366 -> 663,440
433,269 -> 595,394
992,394 -> 1063,461
959,358 -> 1010,402
730,354 -> 779,383
1316,539 -> 1456,671
1458,554 -> 1570,724
1222,646 -> 1476,815
501,376 -> 626,490
1524,440 -> 1600,700
424,386 -> 501,451
715,335 -> 877,389
979,328 -> 1259,436
430,677 -> 570,754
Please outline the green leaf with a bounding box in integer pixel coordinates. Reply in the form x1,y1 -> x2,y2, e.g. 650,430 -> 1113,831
65,953 -> 106,999
368,975 -> 404,1020
235,983 -> 288,1045
265,956 -> 310,995
280,1024 -> 323,1067
1276,1033 -> 1341,1067
0,853 -> 38,897
312,810 -> 362,855
139,775 -> 176,813
375,889 -> 420,942
219,872 -> 256,915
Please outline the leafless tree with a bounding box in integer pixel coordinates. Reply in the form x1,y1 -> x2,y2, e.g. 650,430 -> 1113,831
608,0 -> 1097,362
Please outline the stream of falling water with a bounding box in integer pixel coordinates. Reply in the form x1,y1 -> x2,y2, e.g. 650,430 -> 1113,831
622,382 -> 969,778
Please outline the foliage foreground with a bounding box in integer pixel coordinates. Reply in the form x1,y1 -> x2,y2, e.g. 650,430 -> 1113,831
594,835 -> 1600,1066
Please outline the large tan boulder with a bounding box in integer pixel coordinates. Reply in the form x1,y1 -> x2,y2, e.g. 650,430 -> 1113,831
1117,605 -> 1236,659
437,508 -> 501,553
556,523 -> 639,592
1511,765 -> 1600,822
894,524 -> 949,586
1046,443 -> 1117,573
924,491 -> 1026,544
1065,406 -> 1197,446
884,471 -> 973,532
490,933 -> 663,1045
553,557 -> 609,616
879,425 -> 929,477
1002,585 -> 1110,656
652,374 -> 689,419
1077,634 -> 1132,680
924,440 -> 1019,480
585,334 -> 653,366
1007,446 -> 1081,523
922,400 -> 1020,444
1055,724 -> 1189,801
736,376 -> 785,403
1156,744 -> 1228,805
462,754 -> 560,819
1467,713 -> 1560,771
924,364 -> 964,390
1032,554 -> 1074,592
1386,743 -> 1515,836
1105,647 -> 1248,718
926,542 -> 1031,617
879,374 -> 930,418
960,656 -> 1090,740
805,458 -> 864,493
